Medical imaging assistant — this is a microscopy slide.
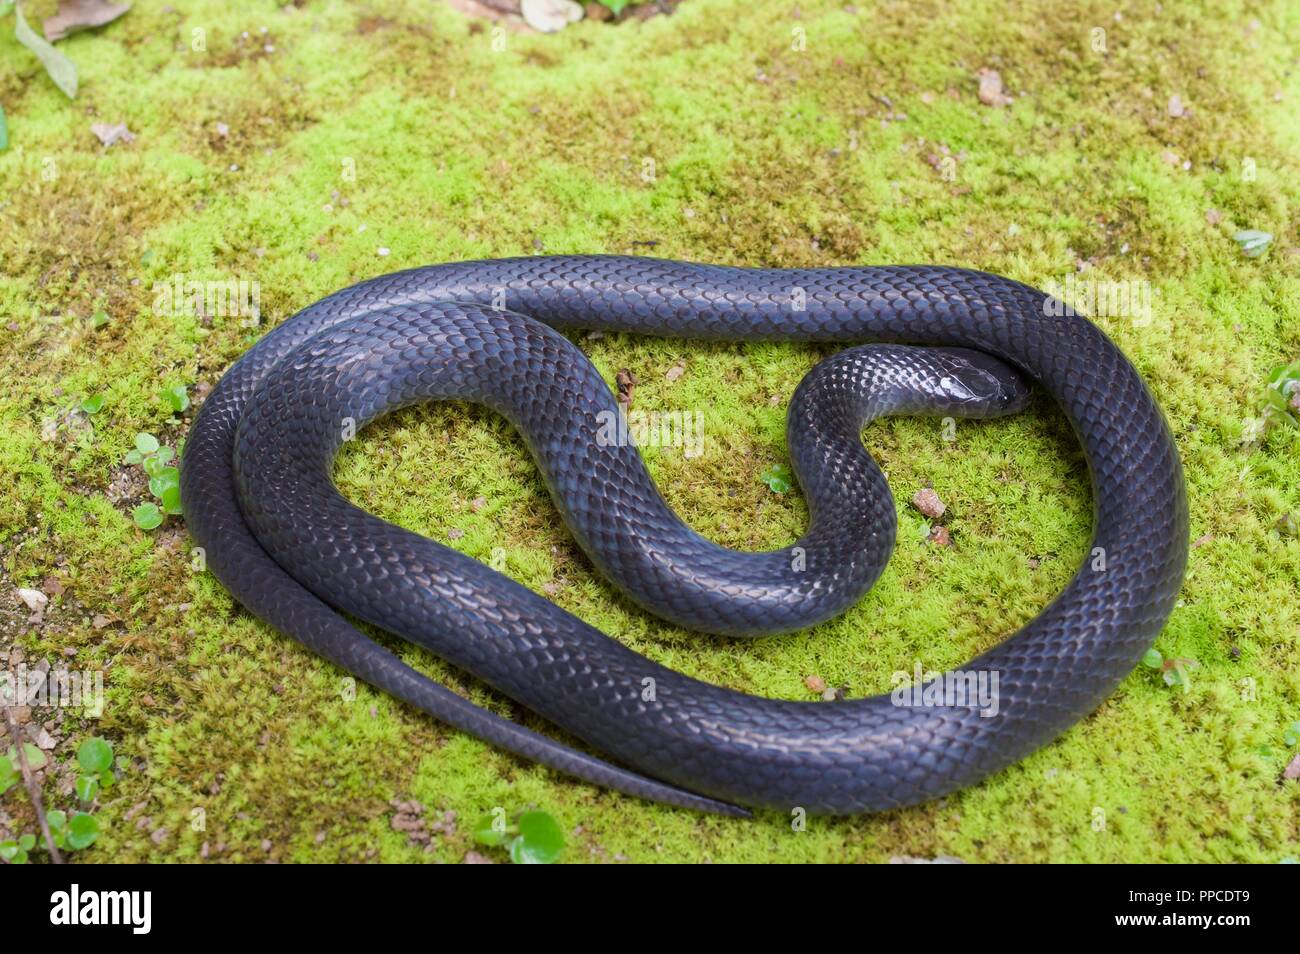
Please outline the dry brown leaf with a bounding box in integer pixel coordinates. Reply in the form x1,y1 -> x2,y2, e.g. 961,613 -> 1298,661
976,68 -> 1012,107
91,122 -> 135,147
43,0 -> 132,42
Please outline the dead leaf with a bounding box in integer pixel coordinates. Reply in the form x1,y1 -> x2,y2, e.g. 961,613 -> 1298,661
521,0 -> 583,32
1284,753 -> 1300,781
976,68 -> 1012,107
664,363 -> 685,382
446,0 -> 536,33
43,0 -> 132,43
615,368 -> 637,406
16,588 -> 48,613
91,122 -> 135,147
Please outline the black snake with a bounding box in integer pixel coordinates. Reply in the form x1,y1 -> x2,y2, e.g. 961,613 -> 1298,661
180,257 -> 1188,816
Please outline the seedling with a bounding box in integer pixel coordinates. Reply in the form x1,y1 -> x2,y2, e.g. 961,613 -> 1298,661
761,463 -> 793,494
472,808 -> 564,864
159,384 -> 190,414
1259,360 -> 1300,430
1284,721 -> 1300,748
75,737 -> 115,805
0,834 -> 36,864
1141,648 -> 1199,692
0,753 -> 17,796
46,809 -> 100,851
124,433 -> 182,526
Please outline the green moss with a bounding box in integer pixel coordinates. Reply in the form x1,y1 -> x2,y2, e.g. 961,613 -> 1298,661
0,0 -> 1296,862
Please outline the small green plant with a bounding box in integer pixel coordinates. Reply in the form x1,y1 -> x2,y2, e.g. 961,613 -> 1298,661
74,737 -> 115,804
760,463 -> 793,494
473,808 -> 564,864
1141,648 -> 1199,692
0,737 -> 113,861
1259,359 -> 1300,430
159,384 -> 190,414
46,809 -> 100,851
0,753 -> 18,796
80,394 -> 105,414
600,0 -> 632,14
90,309 -> 109,329
4,742 -> 46,774
0,834 -> 36,864
1284,721 -> 1300,748
124,433 -> 182,527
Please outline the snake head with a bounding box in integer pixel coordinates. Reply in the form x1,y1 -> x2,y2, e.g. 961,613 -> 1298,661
933,348 -> 1032,417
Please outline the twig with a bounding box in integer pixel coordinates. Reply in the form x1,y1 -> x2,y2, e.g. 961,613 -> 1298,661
3,705 -> 62,864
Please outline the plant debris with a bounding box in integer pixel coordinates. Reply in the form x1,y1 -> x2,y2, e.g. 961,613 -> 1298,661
91,122 -> 135,147
976,68 -> 1012,107
43,0 -> 132,42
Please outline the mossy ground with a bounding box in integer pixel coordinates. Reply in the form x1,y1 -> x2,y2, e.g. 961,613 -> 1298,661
1,0 -> 1297,863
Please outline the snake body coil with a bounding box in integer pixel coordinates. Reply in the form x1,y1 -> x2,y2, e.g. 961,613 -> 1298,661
181,257 -> 1188,816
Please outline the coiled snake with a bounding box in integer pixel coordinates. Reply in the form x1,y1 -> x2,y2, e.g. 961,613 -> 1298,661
180,257 -> 1188,816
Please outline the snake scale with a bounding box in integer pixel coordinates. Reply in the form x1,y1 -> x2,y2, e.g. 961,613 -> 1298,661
180,257 -> 1188,816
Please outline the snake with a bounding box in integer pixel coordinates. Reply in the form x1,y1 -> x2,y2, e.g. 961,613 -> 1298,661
180,257 -> 1188,817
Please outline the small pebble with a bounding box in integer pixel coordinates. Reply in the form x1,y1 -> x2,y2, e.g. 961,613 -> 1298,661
911,487 -> 946,519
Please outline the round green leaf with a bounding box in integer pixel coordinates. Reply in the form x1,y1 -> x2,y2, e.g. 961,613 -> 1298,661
75,775 -> 99,803
135,433 -> 160,454
160,385 -> 190,413
78,737 -> 114,773
1141,648 -> 1163,669
149,466 -> 180,497
472,812 -> 510,847
0,840 -> 26,864
18,834 -> 35,851
160,485 -> 183,515
6,743 -> 47,771
510,810 -> 564,864
46,810 -> 67,832
66,812 -> 100,850
133,503 -> 163,530
760,465 -> 792,495
80,395 -> 105,414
